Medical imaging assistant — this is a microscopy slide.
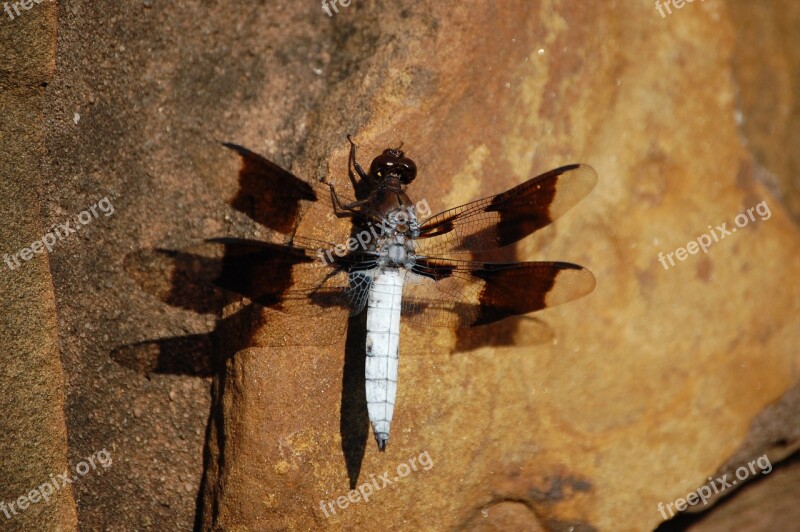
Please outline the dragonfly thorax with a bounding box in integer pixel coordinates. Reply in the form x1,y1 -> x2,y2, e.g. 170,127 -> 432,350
374,207 -> 418,269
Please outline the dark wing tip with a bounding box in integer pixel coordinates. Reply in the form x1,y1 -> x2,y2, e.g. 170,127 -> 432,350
556,163 -> 582,172
547,263 -> 597,306
376,435 -> 388,452
551,261 -> 588,271
562,163 -> 599,194
220,141 -> 249,154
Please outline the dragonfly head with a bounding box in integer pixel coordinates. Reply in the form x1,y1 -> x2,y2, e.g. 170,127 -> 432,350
370,148 -> 417,185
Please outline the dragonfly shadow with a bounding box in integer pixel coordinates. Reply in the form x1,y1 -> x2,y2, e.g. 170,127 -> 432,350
113,246 -> 261,378
112,246 -> 267,526
340,312 -> 369,489
115,245 -> 373,498
114,136 -> 379,499
453,315 -> 555,353
454,318 -> 518,352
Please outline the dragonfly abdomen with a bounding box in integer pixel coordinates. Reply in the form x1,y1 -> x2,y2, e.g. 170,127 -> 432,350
365,269 -> 403,451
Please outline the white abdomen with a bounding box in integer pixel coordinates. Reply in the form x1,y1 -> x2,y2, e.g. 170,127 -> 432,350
365,269 -> 403,451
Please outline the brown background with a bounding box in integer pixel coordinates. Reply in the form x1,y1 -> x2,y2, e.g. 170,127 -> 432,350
0,0 -> 798,530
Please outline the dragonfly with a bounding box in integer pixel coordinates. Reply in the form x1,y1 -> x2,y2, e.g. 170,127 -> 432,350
157,137 -> 597,452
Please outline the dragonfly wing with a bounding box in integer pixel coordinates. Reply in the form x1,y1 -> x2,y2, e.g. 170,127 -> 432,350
416,164 -> 597,255
401,257 -> 596,328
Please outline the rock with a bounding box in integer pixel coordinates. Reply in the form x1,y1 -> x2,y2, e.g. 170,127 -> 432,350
200,2 -> 800,530
3,1 -> 797,530
0,2 -> 77,530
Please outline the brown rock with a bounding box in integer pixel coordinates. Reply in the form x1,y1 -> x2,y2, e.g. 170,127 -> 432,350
3,1 -> 797,530
0,1 -> 77,530
200,2 -> 800,530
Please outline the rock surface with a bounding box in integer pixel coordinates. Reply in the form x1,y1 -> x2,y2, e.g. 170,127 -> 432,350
0,2 -> 77,530
1,1 -> 798,530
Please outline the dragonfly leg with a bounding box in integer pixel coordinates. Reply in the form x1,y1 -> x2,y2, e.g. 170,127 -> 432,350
347,134 -> 369,191
328,181 -> 370,218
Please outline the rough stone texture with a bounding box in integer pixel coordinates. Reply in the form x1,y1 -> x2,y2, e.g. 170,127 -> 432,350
0,1 -> 78,530
200,1 -> 800,530
729,2 -> 800,223
1,0 -> 798,531
686,459 -> 800,531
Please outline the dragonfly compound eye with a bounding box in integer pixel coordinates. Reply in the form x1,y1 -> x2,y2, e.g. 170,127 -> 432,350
370,150 -> 417,184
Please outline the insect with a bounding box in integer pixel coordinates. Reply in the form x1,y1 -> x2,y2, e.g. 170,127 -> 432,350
160,137 -> 597,452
